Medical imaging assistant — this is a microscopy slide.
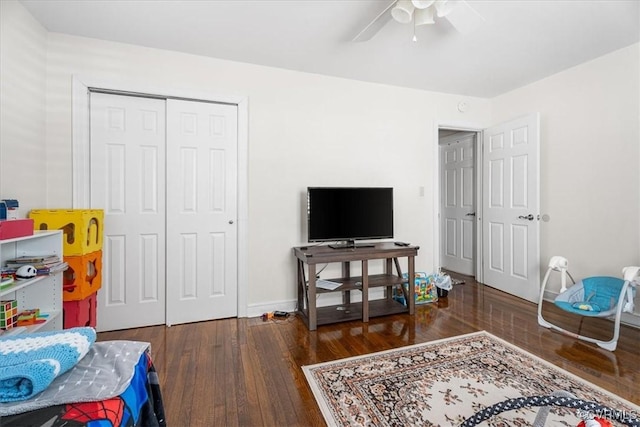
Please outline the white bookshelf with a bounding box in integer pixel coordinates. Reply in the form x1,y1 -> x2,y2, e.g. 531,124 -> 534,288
0,230 -> 63,335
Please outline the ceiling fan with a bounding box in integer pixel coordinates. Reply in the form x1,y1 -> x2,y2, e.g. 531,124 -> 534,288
352,0 -> 484,42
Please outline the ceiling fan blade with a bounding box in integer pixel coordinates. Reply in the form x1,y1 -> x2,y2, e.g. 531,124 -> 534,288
352,1 -> 396,42
444,0 -> 484,35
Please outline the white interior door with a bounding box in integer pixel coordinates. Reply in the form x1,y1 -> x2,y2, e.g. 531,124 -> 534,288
90,92 -> 167,331
440,133 -> 476,275
482,113 -> 540,302
165,99 -> 238,325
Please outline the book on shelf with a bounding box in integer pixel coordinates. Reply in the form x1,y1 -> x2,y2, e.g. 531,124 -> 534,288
2,261 -> 67,277
0,275 -> 14,290
45,262 -> 68,274
315,279 -> 342,290
5,255 -> 62,270
5,255 -> 60,265
30,262 -> 68,276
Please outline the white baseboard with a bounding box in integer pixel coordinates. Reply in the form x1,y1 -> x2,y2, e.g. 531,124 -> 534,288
246,299 -> 298,318
621,312 -> 640,328
245,288 -> 387,318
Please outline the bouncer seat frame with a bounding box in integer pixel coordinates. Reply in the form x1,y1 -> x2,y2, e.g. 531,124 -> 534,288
537,256 -> 640,351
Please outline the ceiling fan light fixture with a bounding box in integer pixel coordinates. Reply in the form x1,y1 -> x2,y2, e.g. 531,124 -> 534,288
411,0 -> 435,9
414,6 -> 435,26
434,0 -> 457,17
391,0 -> 415,24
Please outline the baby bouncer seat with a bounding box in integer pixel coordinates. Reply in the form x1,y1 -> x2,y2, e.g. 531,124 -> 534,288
537,256 -> 640,351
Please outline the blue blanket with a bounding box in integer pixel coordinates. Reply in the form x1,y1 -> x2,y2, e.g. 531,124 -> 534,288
0,327 -> 96,402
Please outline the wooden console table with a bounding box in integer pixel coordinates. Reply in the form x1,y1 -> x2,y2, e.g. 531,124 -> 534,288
293,242 -> 419,330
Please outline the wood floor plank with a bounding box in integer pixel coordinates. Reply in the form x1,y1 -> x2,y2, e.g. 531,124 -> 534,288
97,275 -> 640,426
191,321 -> 216,427
237,322 -> 268,426
230,320 -> 251,427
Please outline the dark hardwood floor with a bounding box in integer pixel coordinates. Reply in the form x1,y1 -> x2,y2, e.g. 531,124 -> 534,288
98,274 -> 640,426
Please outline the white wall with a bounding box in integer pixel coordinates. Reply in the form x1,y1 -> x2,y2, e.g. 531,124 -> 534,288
492,44 -> 640,307
0,1 -> 48,212
41,31 -> 490,309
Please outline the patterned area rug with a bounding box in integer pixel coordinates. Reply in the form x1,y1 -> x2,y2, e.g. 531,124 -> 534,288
302,331 -> 640,426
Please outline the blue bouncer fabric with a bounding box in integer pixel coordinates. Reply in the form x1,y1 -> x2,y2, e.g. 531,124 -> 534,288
554,276 -> 626,317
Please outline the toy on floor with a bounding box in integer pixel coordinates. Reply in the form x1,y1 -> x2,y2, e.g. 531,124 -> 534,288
577,418 -> 613,427
537,256 -> 640,351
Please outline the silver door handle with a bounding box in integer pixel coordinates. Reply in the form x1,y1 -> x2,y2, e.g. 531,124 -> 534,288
465,212 -> 476,217
518,214 -> 534,221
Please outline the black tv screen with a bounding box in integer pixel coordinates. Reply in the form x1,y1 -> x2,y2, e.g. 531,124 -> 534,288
307,187 -> 393,244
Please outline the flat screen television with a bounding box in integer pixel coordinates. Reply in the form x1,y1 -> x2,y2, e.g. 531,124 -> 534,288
307,187 -> 393,248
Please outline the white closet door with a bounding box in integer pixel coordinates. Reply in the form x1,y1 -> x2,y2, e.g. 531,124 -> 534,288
91,92 -> 167,331
165,99 -> 238,325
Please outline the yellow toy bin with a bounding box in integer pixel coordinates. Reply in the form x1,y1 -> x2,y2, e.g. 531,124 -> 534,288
29,209 -> 103,256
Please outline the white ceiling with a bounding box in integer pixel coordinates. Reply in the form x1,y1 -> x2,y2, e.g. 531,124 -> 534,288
20,0 -> 640,98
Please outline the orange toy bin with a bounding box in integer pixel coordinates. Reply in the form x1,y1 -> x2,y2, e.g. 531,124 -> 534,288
63,292 -> 97,329
29,209 -> 103,256
63,250 -> 102,301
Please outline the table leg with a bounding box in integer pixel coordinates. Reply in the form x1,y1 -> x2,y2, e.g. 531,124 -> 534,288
297,260 -> 305,312
385,258 -> 393,300
308,264 -> 317,330
342,261 -> 351,304
362,260 -> 369,322
408,256 -> 415,315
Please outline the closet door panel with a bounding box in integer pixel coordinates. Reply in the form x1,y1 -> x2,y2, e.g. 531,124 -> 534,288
166,99 -> 238,325
91,92 -> 167,331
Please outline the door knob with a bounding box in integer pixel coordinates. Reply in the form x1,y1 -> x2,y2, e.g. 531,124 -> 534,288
465,212 -> 476,217
229,220 -> 234,224
518,214 -> 534,221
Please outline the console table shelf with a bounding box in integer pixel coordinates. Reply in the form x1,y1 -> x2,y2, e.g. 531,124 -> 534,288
293,242 -> 419,330
315,299 -> 410,326
314,273 -> 406,294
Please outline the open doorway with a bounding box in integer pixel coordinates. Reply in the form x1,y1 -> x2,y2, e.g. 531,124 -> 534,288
438,129 -> 481,278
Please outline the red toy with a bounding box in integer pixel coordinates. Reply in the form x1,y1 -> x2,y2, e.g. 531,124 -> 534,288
577,418 -> 613,427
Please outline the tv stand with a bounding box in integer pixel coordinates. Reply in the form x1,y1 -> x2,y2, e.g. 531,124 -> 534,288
328,240 -> 375,249
293,242 -> 419,330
